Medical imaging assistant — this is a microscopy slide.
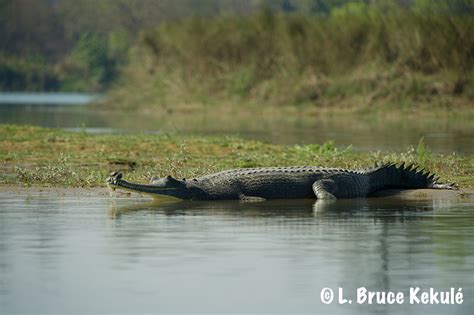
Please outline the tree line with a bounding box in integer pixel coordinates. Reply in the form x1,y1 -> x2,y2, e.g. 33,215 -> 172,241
0,0 -> 472,92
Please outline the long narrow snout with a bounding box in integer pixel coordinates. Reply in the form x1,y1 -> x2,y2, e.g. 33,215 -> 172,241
106,172 -> 191,199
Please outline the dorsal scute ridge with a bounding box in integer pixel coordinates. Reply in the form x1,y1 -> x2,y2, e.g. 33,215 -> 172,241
202,165 -> 369,179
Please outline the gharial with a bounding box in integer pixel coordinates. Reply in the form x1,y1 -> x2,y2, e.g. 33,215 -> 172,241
106,163 -> 456,200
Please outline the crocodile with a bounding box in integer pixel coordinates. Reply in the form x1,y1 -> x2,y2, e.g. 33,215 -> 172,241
106,163 -> 456,200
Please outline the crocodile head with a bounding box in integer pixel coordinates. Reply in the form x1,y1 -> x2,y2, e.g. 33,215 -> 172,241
107,171 -> 194,199
106,171 -> 123,186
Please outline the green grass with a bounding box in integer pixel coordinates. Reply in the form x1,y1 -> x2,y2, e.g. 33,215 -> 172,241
1,125 -> 472,188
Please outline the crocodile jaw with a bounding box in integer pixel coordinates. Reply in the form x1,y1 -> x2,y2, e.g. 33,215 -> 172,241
106,171 -> 191,199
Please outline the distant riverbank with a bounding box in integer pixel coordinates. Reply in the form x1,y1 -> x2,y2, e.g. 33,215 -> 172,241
99,6 -> 473,113
3,1 -> 473,114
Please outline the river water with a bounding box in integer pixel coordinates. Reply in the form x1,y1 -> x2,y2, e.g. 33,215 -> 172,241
1,93 -> 473,314
1,192 -> 473,314
0,93 -> 473,153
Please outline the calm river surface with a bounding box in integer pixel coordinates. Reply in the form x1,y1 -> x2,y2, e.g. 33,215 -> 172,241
0,93 -> 473,153
1,93 -> 473,314
1,192 -> 473,314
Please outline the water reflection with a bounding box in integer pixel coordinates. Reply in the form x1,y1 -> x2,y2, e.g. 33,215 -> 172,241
0,194 -> 473,314
107,197 -> 437,219
103,197 -> 473,314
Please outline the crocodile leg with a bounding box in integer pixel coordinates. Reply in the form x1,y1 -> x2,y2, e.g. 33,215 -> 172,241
312,179 -> 338,199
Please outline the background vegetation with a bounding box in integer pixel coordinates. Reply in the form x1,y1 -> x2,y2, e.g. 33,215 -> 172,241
2,0 -> 350,92
1,0 -> 473,110
106,0 -> 474,110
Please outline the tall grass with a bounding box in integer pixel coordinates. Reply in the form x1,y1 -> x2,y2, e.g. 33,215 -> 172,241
106,2 -> 474,110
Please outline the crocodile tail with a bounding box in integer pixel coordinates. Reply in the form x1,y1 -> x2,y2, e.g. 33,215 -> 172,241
367,162 -> 457,193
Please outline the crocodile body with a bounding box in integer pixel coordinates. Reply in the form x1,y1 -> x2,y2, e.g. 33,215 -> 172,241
106,163 -> 456,200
